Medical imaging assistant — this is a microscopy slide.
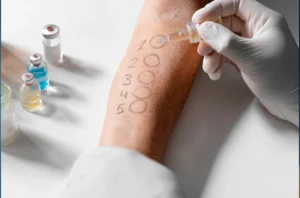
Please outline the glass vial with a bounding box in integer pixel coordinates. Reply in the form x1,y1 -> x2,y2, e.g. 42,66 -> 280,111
1,83 -> 18,146
42,24 -> 63,63
20,73 -> 43,112
27,53 -> 49,91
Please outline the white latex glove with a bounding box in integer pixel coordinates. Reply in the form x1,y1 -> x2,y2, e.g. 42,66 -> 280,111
192,0 -> 299,126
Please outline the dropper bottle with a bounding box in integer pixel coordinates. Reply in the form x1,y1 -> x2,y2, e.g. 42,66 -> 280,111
161,17 -> 222,44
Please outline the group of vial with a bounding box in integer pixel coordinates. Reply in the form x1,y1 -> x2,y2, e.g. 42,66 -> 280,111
20,24 -> 63,112
1,24 -> 63,145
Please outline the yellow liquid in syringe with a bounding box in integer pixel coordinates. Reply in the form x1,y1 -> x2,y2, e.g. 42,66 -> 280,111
20,91 -> 43,112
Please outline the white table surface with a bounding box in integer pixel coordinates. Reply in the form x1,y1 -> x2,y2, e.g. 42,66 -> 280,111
2,0 -> 298,198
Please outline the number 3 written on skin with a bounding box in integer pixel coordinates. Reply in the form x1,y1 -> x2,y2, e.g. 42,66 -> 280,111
123,74 -> 132,85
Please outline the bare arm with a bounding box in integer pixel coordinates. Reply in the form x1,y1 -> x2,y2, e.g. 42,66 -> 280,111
99,0 -> 210,162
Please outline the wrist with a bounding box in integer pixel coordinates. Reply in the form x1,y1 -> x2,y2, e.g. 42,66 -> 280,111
99,124 -> 170,162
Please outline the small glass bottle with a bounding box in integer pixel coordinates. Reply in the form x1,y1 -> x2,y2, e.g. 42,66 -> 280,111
42,24 -> 63,63
161,16 -> 222,44
1,82 -> 18,146
27,53 -> 49,91
20,73 -> 43,112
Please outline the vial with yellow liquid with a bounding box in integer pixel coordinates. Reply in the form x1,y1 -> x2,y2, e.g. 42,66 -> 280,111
20,73 -> 43,112
161,16 -> 222,44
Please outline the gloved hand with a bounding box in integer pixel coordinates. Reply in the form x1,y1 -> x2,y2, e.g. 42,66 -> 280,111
192,0 -> 299,126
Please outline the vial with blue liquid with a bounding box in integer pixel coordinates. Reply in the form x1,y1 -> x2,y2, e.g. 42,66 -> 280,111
27,53 -> 49,91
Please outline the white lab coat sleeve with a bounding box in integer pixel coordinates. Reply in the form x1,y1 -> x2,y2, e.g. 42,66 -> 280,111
60,146 -> 187,198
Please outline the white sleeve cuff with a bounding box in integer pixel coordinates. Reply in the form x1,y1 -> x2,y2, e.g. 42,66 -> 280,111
60,147 -> 187,198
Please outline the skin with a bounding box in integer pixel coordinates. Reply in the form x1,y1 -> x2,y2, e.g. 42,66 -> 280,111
99,0 -> 211,162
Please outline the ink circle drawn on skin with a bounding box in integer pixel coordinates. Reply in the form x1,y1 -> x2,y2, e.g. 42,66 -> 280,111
129,100 -> 147,114
150,35 -> 167,49
133,86 -> 152,99
143,54 -> 160,67
138,70 -> 155,84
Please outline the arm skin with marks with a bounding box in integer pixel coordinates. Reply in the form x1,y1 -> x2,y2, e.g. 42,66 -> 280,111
99,0 -> 211,162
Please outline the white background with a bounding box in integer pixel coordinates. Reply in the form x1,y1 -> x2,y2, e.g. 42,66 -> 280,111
2,0 -> 298,198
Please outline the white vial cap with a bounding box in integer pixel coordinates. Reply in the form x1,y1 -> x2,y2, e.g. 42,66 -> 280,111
42,24 -> 60,39
30,53 -> 42,65
22,73 -> 34,85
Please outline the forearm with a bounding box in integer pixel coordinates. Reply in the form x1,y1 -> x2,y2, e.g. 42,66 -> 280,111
99,0 -> 210,162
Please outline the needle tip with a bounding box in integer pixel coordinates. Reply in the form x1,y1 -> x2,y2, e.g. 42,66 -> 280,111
159,36 -> 168,44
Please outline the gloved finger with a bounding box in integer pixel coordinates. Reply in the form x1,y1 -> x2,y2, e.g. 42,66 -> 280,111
192,0 -> 261,23
222,56 -> 240,72
197,42 -> 214,56
208,63 -> 222,81
202,51 -> 221,74
221,15 -> 244,34
197,21 -> 249,63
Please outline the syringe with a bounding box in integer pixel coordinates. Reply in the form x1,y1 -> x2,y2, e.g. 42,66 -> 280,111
160,16 -> 222,44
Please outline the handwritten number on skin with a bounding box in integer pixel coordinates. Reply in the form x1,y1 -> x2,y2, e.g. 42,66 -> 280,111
123,74 -> 132,85
138,40 -> 147,50
120,90 -> 128,99
117,103 -> 125,114
127,58 -> 138,68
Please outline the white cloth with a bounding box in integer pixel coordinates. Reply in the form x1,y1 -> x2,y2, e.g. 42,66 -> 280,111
60,147 -> 186,198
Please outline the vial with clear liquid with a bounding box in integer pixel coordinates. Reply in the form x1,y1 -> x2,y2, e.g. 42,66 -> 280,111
20,73 -> 43,112
42,24 -> 63,63
27,53 -> 49,91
